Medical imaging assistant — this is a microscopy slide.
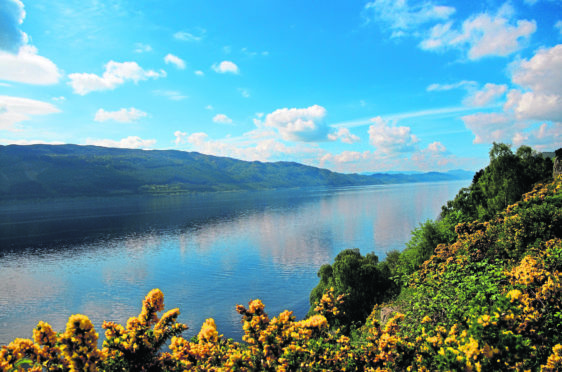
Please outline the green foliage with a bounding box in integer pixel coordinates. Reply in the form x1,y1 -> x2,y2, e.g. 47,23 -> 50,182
394,178 -> 562,370
308,248 -> 397,329
394,219 -> 457,284
442,143 -> 553,222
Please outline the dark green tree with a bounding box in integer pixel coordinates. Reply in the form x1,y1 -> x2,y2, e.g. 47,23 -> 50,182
308,248 -> 396,329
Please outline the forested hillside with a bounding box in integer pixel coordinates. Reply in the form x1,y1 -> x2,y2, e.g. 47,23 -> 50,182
0,144 -> 472,200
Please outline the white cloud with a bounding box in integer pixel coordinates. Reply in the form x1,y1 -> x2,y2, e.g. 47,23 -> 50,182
212,61 -> 239,74
194,70 -> 204,76
164,53 -> 185,69
68,61 -> 166,95
426,80 -> 477,92
368,116 -> 419,153
0,0 -> 27,53
94,107 -> 147,123
327,127 -> 360,144
461,112 -> 513,144
174,130 -> 188,145
85,136 -> 156,149
411,142 -> 457,170
459,46 -> 562,150
213,114 -> 233,124
364,0 -> 455,35
320,151 -> 370,165
505,90 -> 562,122
428,141 -> 446,153
421,4 -> 536,60
512,122 -> 562,151
134,43 -> 152,53
0,95 -> 60,131
0,45 -> 61,85
463,83 -> 507,107
506,44 -> 562,121
0,139 -> 64,145
0,0 -> 61,85
174,31 -> 203,42
153,90 -> 187,101
511,45 -> 562,95
263,105 -> 329,142
239,88 -> 250,98
178,131 -> 322,164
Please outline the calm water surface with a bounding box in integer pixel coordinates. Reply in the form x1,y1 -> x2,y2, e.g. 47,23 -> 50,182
0,181 -> 468,344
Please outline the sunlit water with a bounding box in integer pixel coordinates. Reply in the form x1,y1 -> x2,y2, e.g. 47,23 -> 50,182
0,181 -> 468,344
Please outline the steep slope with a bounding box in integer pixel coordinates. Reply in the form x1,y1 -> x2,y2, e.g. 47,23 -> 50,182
0,144 -> 471,199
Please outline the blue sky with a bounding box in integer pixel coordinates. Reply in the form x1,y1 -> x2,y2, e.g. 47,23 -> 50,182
0,0 -> 561,173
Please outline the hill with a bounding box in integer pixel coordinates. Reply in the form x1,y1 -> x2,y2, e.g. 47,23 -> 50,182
0,144 -> 472,200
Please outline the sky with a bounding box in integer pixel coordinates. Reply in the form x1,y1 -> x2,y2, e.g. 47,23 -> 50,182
0,0 -> 561,173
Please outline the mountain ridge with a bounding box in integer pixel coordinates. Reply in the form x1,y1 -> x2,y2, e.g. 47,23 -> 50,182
0,144 -> 473,200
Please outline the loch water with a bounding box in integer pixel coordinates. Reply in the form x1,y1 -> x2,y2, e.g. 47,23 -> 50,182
0,180 -> 468,344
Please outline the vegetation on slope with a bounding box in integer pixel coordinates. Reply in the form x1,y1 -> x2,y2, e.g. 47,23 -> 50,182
309,143 -> 555,326
0,144 -> 472,200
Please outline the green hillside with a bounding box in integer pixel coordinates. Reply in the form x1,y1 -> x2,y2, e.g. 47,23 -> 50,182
0,144 -> 472,200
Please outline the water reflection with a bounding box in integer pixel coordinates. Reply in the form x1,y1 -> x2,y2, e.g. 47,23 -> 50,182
0,181 -> 468,344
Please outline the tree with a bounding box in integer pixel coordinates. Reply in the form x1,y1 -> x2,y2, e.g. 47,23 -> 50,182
309,248 -> 396,329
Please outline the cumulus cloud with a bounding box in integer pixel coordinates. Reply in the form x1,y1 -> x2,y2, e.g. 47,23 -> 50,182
174,130 -> 188,145
94,107 -> 148,123
505,44 -> 562,122
364,0 -> 455,37
0,95 -> 60,131
0,1 -> 61,85
68,61 -> 166,95
427,141 -> 446,153
512,122 -> 562,151
411,142 -> 458,170
320,151 -> 370,166
368,116 -> 419,153
459,45 -> 562,150
461,112 -> 514,144
174,128 -> 324,164
0,45 -> 60,86
0,46 -> 61,85
212,61 -> 239,74
327,127 -> 360,144
213,114 -> 233,124
263,105 -> 329,142
463,83 -> 507,107
164,53 -> 185,69
85,136 -> 156,149
0,0 -> 26,52
420,4 -> 536,60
